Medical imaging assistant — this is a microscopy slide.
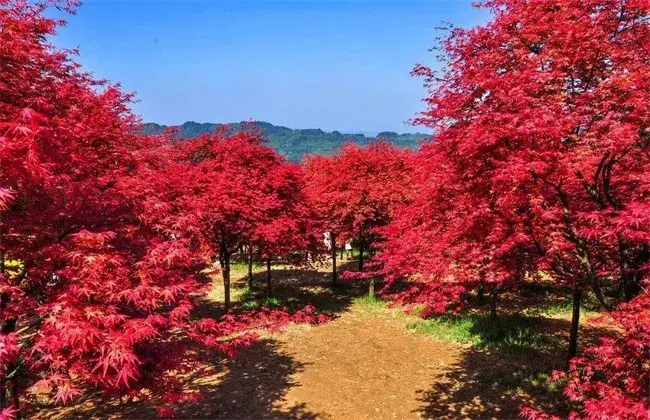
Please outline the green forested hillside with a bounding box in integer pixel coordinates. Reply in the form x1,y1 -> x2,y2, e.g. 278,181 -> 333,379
142,121 -> 426,162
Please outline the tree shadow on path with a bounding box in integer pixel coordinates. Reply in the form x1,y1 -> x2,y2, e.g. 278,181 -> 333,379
414,315 -> 613,419
246,263 -> 367,312
175,339 -> 324,419
196,261 -> 369,318
37,339 -> 323,419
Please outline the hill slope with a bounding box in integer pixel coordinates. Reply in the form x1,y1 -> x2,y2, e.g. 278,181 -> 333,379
142,121 -> 427,162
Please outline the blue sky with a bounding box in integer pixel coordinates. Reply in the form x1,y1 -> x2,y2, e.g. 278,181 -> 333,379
55,1 -> 488,133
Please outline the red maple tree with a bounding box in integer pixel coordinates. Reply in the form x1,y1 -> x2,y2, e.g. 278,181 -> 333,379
304,141 -> 414,291
170,128 -> 316,307
0,2 -> 326,417
382,0 -> 650,356
251,162 -> 318,296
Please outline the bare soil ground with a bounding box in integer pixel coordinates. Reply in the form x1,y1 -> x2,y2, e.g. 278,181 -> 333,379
33,259 -> 610,419
274,304 -> 461,419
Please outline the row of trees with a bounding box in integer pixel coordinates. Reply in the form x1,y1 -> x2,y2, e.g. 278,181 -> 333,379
165,132 -> 418,308
368,0 -> 649,418
161,128 -> 316,309
0,2 -> 413,415
0,1 -> 330,417
1,0 -> 648,418
304,142 -> 414,290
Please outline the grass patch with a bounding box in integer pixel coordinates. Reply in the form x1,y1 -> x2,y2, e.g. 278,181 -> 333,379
353,294 -> 388,312
235,286 -> 254,302
241,296 -> 282,310
234,285 -> 284,310
536,300 -> 573,316
410,315 -> 479,343
529,371 -> 568,392
229,260 -> 265,273
530,292 -> 602,317
409,314 -> 562,354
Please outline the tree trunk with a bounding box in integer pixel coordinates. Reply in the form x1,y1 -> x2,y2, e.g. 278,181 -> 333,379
266,258 -> 272,297
331,233 -> 337,286
247,249 -> 254,290
0,378 -> 5,413
624,245 -> 649,301
10,375 -> 18,413
568,283 -> 582,366
590,276 -> 612,310
369,277 -> 375,297
0,296 -> 16,414
340,248 -> 344,261
0,257 -> 5,411
477,282 -> 486,305
490,290 -> 499,320
358,239 -> 365,271
220,252 -> 231,311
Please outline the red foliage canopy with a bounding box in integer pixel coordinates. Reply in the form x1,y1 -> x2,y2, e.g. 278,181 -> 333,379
0,2 -> 325,416
381,0 -> 650,315
163,128 -> 317,305
304,141 -> 414,271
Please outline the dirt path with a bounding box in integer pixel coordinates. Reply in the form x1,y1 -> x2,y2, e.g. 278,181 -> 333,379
170,299 -> 462,419
194,264 -> 463,419
272,305 -> 461,419
171,266 -> 595,419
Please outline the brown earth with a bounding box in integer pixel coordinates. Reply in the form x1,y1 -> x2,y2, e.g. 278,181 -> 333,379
167,304 -> 463,420
275,307 -> 461,419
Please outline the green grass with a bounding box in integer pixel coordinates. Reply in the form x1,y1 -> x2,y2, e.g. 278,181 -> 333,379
530,292 -> 603,317
236,286 -> 254,302
241,296 -> 282,310
409,313 -> 562,354
536,300 -> 573,316
353,294 -> 388,312
230,284 -> 284,310
529,371 -> 568,392
229,260 -> 265,273
410,314 -> 479,343
408,311 -> 571,406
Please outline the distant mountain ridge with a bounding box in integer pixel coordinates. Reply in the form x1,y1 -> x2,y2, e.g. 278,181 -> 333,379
142,121 -> 427,162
